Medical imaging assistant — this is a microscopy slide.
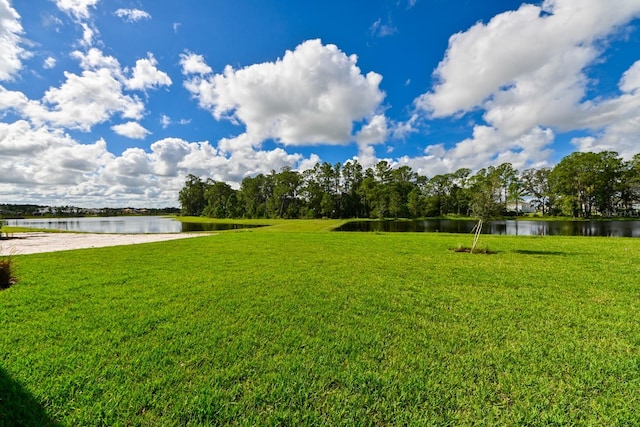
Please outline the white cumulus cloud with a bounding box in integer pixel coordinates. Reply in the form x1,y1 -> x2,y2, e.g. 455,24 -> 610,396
0,0 -> 28,81
126,53 -> 172,91
71,47 -> 120,71
619,61 -> 640,94
31,68 -> 144,131
397,126 -> 555,177
355,114 -> 389,145
3,48 -> 172,133
0,118 -> 321,206
179,52 -> 212,75
0,3 -> 331,207
0,120 -> 112,186
182,39 -> 386,148
112,121 -> 150,139
418,0 -> 640,120
410,0 -> 640,171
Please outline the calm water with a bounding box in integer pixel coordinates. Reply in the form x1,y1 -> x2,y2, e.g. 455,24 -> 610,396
4,216 -> 264,233
7,217 -> 640,236
335,219 -> 640,237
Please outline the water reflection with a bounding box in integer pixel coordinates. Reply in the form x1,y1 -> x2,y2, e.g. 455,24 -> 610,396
180,222 -> 264,232
335,219 -> 640,237
5,216 -> 265,234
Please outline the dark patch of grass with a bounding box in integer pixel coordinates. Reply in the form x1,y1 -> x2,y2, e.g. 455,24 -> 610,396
0,367 -> 61,426
512,249 -> 570,256
450,245 -> 497,254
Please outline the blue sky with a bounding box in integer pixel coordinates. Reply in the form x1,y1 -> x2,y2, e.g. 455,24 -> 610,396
1,0 -> 640,207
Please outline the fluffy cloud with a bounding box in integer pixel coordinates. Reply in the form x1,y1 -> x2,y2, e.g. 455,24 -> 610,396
32,68 -> 144,130
0,120 -> 58,156
149,138 -> 191,176
179,52 -> 212,75
397,126 -> 555,177
1,71 -> 143,132
569,62 -> 640,158
355,114 -> 388,145
55,0 -> 99,20
1,48 -> 172,133
0,85 -> 29,111
43,56 -> 57,69
419,0 -> 640,120
0,0 -> 27,81
619,61 -> 640,94
0,120 -> 112,186
71,48 -> 120,72
410,0 -> 640,172
115,8 -> 151,23
54,0 -> 100,48
0,118 -> 317,206
112,122 -> 150,139
103,147 -> 152,184
80,22 -> 97,47
0,123 -> 160,204
182,39 -> 386,147
0,3 -> 322,207
126,53 -> 172,91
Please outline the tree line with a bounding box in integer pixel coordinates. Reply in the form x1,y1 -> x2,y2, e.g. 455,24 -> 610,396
0,205 -> 180,219
178,151 -> 640,219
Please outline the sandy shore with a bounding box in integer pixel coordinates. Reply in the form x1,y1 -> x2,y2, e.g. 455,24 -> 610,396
0,232 -> 209,256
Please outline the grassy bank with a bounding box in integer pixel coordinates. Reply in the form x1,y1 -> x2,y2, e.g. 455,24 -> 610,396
175,217 -> 348,232
1,225 -> 640,425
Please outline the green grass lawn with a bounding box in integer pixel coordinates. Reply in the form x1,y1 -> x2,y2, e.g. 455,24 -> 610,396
1,223 -> 640,426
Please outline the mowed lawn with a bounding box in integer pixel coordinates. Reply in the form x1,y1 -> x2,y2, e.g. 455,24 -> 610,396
2,223 -> 640,425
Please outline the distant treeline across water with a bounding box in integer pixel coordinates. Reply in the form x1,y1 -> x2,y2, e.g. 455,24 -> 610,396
0,204 -> 179,219
179,151 -> 640,220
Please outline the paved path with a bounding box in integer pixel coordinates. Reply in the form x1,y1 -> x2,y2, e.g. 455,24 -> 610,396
0,232 -> 208,255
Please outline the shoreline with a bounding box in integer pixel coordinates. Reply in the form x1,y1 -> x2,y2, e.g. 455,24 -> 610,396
0,232 -> 209,256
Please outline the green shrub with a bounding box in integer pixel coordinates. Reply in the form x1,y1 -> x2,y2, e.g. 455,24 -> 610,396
0,256 -> 16,290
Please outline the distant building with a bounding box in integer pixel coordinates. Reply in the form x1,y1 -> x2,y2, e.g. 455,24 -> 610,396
36,207 -> 53,215
506,201 -> 537,214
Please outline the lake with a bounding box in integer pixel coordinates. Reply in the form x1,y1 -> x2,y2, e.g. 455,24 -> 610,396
3,216 -> 264,234
6,216 -> 640,237
335,219 -> 640,237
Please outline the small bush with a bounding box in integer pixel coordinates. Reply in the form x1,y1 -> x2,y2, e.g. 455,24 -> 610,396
0,256 -> 16,290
